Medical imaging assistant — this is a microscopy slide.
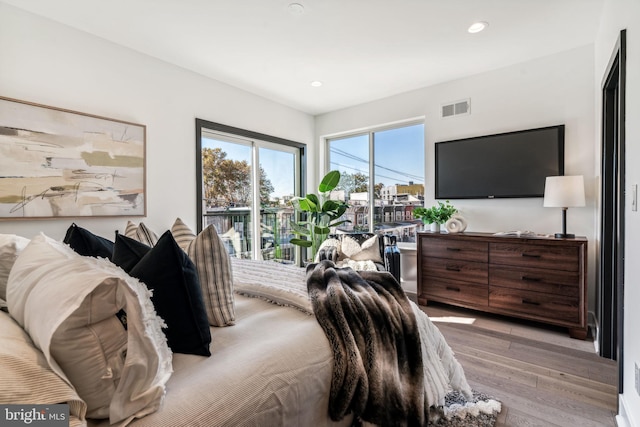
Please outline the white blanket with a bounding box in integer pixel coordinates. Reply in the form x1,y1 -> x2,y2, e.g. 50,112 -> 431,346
233,259 -> 472,408
89,295 -> 352,427
232,258 -> 312,313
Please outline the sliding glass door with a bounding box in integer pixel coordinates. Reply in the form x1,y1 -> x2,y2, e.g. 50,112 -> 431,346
197,119 -> 303,263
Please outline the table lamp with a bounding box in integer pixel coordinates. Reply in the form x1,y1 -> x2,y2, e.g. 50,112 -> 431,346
543,175 -> 585,238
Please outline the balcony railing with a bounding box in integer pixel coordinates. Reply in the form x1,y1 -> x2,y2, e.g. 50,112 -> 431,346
202,201 -> 423,264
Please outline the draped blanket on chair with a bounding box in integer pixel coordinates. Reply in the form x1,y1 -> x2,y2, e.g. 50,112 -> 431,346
306,260 -> 428,426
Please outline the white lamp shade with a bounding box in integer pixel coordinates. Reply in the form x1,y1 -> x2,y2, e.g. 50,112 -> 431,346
543,175 -> 586,208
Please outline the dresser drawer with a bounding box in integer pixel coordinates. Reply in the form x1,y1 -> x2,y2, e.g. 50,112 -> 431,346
423,277 -> 488,307
417,232 -> 587,338
421,238 -> 488,262
422,258 -> 488,284
490,266 -> 579,297
490,243 -> 578,272
489,286 -> 579,324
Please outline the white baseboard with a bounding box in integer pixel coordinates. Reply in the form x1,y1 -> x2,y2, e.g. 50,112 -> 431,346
617,393 -> 637,427
618,414 -> 631,427
589,310 -> 600,353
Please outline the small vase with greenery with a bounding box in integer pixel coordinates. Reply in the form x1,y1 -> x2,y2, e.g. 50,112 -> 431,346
413,201 -> 457,230
290,170 -> 350,260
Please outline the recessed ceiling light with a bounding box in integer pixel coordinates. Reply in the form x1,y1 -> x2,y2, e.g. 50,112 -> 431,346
288,3 -> 305,14
310,80 -> 323,87
468,21 -> 488,33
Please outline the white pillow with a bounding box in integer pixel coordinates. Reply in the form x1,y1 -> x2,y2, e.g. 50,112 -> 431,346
340,235 -> 383,263
314,237 -> 341,262
171,218 -> 235,326
7,233 -> 172,424
0,234 -> 30,301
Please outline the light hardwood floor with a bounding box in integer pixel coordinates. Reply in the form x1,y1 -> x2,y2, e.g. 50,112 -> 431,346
419,302 -> 618,427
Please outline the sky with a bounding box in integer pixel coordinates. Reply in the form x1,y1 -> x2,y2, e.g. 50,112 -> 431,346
329,123 -> 425,187
203,122 -> 424,200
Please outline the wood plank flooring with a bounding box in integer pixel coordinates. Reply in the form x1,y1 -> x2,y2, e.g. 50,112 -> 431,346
419,302 -> 618,427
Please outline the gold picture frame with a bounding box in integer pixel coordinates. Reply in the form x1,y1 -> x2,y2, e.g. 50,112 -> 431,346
0,96 -> 146,218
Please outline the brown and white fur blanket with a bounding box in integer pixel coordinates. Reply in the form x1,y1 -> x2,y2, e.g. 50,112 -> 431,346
306,260 -> 429,426
233,258 -> 473,424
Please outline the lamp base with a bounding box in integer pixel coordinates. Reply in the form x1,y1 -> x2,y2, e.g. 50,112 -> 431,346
554,233 -> 575,239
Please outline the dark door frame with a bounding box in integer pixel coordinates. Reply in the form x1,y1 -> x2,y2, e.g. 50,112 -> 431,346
195,118 -> 306,233
598,29 -> 626,392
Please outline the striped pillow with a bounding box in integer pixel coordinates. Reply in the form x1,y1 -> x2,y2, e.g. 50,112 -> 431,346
124,221 -> 159,247
0,234 -> 30,301
0,311 -> 87,423
171,218 -> 235,326
171,217 -> 196,250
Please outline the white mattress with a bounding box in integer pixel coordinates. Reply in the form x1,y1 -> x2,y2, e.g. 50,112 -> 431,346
89,294 -> 352,427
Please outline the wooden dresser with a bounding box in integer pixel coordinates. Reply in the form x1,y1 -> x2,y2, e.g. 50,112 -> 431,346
417,232 -> 588,339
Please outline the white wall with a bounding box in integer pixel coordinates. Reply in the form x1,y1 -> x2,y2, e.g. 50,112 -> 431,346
315,45 -> 597,308
595,1 -> 640,425
0,3 -> 314,241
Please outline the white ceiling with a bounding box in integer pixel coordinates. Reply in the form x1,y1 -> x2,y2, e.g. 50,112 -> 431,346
4,0 -> 604,115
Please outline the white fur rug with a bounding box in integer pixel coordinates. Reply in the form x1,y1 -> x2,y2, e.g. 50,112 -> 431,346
429,389 -> 502,427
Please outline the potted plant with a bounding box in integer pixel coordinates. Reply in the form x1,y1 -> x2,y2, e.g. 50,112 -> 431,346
413,200 -> 457,232
290,170 -> 350,260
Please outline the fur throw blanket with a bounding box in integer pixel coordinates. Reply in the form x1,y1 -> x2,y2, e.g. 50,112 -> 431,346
306,260 -> 428,426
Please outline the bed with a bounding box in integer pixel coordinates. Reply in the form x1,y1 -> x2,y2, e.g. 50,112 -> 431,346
88,293 -> 350,427
0,224 -> 486,427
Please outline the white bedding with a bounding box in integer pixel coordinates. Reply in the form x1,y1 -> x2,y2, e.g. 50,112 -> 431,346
87,260 -> 470,426
89,294 -> 352,427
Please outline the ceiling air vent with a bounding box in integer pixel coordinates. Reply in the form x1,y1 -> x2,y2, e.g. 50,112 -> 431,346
441,99 -> 470,118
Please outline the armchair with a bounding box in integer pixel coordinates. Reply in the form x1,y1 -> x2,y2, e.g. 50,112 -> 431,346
316,232 -> 401,283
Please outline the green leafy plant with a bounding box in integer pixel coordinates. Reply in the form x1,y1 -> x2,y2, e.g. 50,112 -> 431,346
272,214 -> 282,259
290,170 -> 350,260
413,200 -> 457,225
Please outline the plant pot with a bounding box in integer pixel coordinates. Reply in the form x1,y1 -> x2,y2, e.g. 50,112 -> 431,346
430,223 -> 441,232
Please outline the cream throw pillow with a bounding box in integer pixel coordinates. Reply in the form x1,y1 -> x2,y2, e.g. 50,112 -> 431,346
0,311 -> 87,423
171,218 -> 235,326
314,237 -> 341,262
7,233 -> 172,424
124,221 -> 159,247
0,234 -> 29,301
340,235 -> 383,263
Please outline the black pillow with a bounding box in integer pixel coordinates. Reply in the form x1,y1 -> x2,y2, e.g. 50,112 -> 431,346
63,223 -> 114,259
112,232 -> 151,273
129,231 -> 212,357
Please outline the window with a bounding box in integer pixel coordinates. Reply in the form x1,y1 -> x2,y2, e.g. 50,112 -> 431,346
327,121 -> 424,242
196,119 -> 304,263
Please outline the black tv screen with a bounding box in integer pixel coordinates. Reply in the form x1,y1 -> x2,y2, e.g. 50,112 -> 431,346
435,125 -> 564,199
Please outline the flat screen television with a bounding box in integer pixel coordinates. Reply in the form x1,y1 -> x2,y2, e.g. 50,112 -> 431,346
435,125 -> 564,199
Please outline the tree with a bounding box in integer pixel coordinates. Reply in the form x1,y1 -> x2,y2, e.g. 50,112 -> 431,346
259,168 -> 274,206
337,172 -> 368,196
373,182 -> 384,199
202,147 -> 273,207
336,171 -> 384,199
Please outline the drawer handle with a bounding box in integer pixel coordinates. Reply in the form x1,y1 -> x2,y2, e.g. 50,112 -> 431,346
521,276 -> 541,282
522,299 -> 541,306
446,247 -> 461,252
521,253 -> 541,258
446,286 -> 461,292
445,265 -> 461,272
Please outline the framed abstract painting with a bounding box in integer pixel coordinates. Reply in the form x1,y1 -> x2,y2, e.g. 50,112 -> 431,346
0,96 -> 146,218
